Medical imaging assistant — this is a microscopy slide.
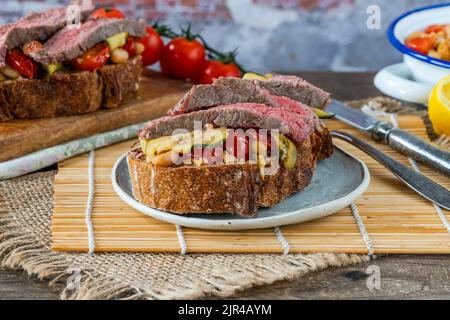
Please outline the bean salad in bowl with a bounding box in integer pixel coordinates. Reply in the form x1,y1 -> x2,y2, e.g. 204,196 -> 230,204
405,24 -> 450,61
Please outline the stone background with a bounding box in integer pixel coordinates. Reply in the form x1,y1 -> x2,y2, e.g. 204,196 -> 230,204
0,0 -> 446,72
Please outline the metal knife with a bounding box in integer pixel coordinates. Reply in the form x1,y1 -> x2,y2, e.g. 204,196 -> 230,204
326,99 -> 450,177
331,131 -> 450,210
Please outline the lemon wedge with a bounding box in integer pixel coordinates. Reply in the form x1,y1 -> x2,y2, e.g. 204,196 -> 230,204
429,75 -> 450,136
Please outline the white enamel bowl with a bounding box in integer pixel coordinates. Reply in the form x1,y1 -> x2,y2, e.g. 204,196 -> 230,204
375,3 -> 450,104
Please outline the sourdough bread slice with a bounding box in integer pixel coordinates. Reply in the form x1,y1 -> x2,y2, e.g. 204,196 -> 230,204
0,56 -> 142,121
98,56 -> 142,109
128,129 -> 332,217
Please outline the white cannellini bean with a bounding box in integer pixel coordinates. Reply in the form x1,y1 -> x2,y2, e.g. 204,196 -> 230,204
0,65 -> 20,79
136,42 -> 145,55
111,48 -> 129,64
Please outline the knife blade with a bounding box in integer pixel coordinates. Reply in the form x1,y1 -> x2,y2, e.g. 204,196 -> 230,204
326,99 -> 450,177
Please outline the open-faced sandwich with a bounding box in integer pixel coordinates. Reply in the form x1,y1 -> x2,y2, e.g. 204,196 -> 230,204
127,75 -> 333,217
0,2 -> 145,122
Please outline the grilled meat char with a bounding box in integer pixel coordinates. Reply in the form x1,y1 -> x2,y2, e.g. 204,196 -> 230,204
130,103 -> 333,217
169,76 -> 331,116
0,2 -> 94,68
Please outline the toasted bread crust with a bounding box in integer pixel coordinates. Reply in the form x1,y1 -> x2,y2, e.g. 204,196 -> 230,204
98,56 -> 142,109
128,128 -> 332,216
0,56 -> 142,121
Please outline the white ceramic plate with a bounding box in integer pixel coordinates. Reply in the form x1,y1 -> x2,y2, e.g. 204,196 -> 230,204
112,146 -> 370,230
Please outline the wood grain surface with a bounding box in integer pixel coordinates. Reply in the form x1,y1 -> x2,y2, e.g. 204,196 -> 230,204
0,71 -> 190,162
1,72 -> 449,300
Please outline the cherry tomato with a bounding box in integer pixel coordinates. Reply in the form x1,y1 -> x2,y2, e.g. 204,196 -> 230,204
5,49 -> 38,79
123,36 -> 137,57
425,24 -> 445,34
405,37 -> 432,55
90,7 -> 125,20
71,43 -> 111,72
197,60 -> 241,84
160,37 -> 206,80
138,27 -> 164,67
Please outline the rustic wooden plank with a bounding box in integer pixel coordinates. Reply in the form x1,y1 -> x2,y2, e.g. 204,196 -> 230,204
2,255 -> 450,300
226,255 -> 450,300
0,269 -> 61,300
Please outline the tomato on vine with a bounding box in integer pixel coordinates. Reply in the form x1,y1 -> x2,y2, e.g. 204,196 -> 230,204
197,60 -> 241,84
90,7 -> 125,20
138,27 -> 164,67
160,35 -> 206,80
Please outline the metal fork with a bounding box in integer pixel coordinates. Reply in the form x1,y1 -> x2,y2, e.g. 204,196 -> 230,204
331,131 -> 450,210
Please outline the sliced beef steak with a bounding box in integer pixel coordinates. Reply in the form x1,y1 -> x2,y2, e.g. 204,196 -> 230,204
30,18 -> 146,64
169,76 -> 331,116
141,103 -> 319,145
0,2 -> 94,67
168,78 -> 272,116
255,75 -> 330,110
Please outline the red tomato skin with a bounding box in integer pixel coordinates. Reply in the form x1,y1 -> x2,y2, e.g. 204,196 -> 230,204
123,37 -> 137,57
138,27 -> 164,67
71,43 -> 111,72
6,49 -> 38,79
90,7 -> 125,20
160,37 -> 206,80
225,132 -> 250,162
198,60 -> 241,84
405,37 -> 432,55
425,24 -> 445,34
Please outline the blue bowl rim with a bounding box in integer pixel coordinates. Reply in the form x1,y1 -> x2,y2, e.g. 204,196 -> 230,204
387,2 -> 450,69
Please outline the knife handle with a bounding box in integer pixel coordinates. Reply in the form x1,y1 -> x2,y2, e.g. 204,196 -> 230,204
372,122 -> 450,177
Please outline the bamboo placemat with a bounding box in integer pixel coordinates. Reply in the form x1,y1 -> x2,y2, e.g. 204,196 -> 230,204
52,115 -> 450,254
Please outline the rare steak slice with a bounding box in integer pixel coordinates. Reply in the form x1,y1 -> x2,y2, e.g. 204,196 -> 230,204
0,1 -> 94,67
142,103 -> 319,145
30,18 -> 146,64
169,76 -> 331,116
253,75 -> 331,110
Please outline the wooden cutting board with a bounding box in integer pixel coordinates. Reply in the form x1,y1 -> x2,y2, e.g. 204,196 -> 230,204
0,71 -> 191,162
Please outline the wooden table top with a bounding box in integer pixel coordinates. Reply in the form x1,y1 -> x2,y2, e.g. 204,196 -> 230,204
1,72 -> 449,300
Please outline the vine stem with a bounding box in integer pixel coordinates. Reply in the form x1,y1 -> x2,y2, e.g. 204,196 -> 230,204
153,22 -> 247,74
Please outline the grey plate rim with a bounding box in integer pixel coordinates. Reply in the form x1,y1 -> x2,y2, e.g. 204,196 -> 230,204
111,146 -> 370,230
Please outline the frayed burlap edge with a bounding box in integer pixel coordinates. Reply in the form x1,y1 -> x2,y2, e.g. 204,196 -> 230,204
0,199 -> 372,300
0,96 -> 445,300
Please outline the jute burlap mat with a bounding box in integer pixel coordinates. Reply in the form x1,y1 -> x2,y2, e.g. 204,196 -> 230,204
0,97 -> 445,300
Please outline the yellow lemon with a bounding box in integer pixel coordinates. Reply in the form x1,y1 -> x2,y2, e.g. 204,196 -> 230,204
429,75 -> 450,136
